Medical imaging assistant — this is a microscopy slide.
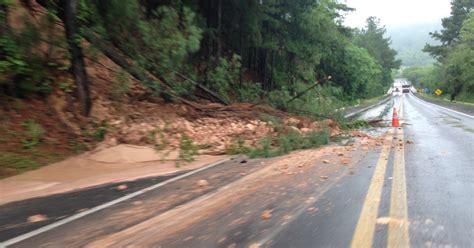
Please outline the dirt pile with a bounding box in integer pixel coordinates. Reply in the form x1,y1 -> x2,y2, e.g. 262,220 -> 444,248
91,99 -> 342,155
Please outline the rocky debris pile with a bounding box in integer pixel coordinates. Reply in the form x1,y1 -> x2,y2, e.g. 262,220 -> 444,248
100,111 -> 341,155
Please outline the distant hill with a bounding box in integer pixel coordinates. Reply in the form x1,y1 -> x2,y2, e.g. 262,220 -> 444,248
387,22 -> 441,66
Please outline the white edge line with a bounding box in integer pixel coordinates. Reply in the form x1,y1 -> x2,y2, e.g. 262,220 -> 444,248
410,93 -> 474,119
0,157 -> 233,247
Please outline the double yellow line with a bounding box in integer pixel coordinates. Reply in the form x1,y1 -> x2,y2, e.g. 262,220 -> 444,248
351,97 -> 409,248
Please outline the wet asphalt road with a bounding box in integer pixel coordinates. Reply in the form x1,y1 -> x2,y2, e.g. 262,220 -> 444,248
1,94 -> 474,247
403,94 -> 474,247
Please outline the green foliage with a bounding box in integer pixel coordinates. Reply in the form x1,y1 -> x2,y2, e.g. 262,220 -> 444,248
80,0 -> 202,95
422,8 -> 474,101
89,120 -> 108,141
248,130 -> 329,158
249,136 -> 274,158
0,152 -> 40,174
342,44 -> 384,98
206,54 -> 241,102
111,70 -> 130,100
259,113 -> 282,127
353,17 -> 401,88
178,134 -> 199,165
0,30 -> 51,95
21,119 -> 45,149
401,65 -> 443,91
341,120 -> 371,130
225,138 -> 251,155
424,0 -> 474,61
0,0 -> 402,120
147,128 -> 169,151
236,81 -> 262,103
69,138 -> 90,154
443,13 -> 474,100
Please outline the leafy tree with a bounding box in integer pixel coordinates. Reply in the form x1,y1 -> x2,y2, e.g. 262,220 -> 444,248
353,17 -> 401,87
4,0 -> 402,116
401,65 -> 443,90
444,13 -> 474,100
424,0 -> 474,61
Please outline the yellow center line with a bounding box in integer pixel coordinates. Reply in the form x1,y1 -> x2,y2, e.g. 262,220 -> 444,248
388,101 -> 410,248
351,129 -> 394,248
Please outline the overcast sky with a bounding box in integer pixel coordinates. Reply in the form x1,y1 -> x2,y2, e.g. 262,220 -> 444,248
342,0 -> 452,28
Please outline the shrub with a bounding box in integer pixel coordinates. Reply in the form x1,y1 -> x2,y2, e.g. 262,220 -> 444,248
225,138 -> 251,155
177,134 -> 199,166
236,81 -> 262,103
206,54 -> 241,102
248,129 -> 330,158
21,119 -> 45,149
0,152 -> 40,174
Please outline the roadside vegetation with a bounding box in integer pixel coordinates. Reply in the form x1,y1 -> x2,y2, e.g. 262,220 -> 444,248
401,0 -> 474,103
0,0 -> 400,175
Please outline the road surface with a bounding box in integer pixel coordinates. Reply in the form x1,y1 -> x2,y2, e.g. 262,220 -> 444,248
1,94 -> 473,247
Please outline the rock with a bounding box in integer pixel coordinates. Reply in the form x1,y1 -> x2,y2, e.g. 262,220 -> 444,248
307,207 -> 318,212
183,236 -> 194,241
246,123 -> 256,131
323,159 -> 330,164
197,179 -> 209,187
300,128 -> 311,133
320,176 -> 329,180
290,126 -> 301,133
116,184 -> 128,191
324,119 -> 337,128
249,243 -> 261,248
340,158 -> 350,165
27,214 -> 48,223
261,210 -> 273,220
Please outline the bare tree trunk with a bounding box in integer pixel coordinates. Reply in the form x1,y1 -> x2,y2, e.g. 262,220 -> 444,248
216,0 -> 222,60
270,50 -> 274,90
62,0 -> 91,116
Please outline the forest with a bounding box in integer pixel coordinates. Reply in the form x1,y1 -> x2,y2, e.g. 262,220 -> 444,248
0,0 -> 400,116
402,0 -> 474,102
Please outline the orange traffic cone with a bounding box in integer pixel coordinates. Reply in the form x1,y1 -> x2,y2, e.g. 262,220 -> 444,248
392,108 -> 400,127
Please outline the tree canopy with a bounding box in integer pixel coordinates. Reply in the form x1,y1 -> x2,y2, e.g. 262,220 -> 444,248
0,0 -> 401,116
420,0 -> 474,101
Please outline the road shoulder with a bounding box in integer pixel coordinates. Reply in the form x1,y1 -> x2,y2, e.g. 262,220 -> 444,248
414,93 -> 474,116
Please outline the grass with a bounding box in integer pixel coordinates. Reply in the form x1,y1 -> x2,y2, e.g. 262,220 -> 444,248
21,119 -> 45,149
90,120 -> 108,141
0,152 -> 41,173
419,93 -> 474,106
0,150 -> 67,178
0,152 -> 40,177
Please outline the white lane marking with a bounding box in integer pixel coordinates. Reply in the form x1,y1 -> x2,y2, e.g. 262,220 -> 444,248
410,93 -> 474,119
0,158 -> 232,247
